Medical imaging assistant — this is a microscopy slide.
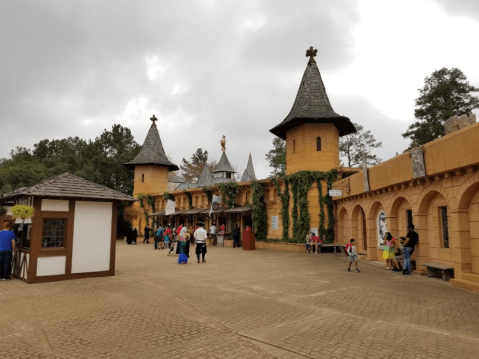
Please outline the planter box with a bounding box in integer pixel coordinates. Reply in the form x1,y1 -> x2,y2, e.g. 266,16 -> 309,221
256,241 -> 307,253
224,239 -> 233,247
242,231 -> 255,250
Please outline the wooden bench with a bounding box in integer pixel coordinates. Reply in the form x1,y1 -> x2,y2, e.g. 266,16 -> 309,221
422,263 -> 454,281
320,244 -> 344,253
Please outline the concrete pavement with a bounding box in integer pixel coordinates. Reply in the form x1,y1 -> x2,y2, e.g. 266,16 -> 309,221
1,241 -> 479,358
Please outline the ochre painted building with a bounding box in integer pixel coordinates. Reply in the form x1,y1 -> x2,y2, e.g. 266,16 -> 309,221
126,48 -> 479,292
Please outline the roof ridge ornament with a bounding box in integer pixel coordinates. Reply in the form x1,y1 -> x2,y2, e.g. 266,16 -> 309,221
306,46 -> 317,64
150,114 -> 158,126
220,135 -> 226,152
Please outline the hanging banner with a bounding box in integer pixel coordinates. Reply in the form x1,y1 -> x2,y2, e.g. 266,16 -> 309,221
210,195 -> 222,216
165,199 -> 176,216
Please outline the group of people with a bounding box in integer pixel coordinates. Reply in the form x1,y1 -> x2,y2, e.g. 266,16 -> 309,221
305,231 -> 323,254
151,222 -> 208,264
381,224 -> 419,275
344,223 -> 419,275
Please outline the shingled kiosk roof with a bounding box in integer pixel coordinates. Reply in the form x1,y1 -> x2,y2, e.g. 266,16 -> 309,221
270,47 -> 356,139
124,116 -> 179,171
240,153 -> 257,182
2,173 -> 136,202
213,151 -> 235,173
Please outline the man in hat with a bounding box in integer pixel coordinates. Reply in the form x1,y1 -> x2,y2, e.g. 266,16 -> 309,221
401,224 -> 418,275
194,222 -> 208,263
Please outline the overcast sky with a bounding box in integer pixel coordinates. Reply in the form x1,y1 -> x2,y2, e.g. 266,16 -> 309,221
1,0 -> 478,180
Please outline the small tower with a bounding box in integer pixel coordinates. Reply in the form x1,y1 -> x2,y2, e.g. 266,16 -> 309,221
213,136 -> 236,180
124,115 -> 179,197
240,153 -> 257,182
270,47 -> 356,174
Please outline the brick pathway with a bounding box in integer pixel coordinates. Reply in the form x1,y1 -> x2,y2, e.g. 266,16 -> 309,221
1,241 -> 479,358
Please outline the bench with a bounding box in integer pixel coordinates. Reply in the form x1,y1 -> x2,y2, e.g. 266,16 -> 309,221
320,244 -> 344,253
422,263 -> 454,281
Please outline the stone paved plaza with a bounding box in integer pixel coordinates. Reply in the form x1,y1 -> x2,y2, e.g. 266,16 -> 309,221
1,241 -> 479,359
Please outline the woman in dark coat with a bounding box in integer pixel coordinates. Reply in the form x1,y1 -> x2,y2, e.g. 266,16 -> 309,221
126,225 -> 133,244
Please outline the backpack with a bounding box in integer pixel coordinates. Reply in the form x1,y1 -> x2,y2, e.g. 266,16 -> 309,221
345,243 -> 352,256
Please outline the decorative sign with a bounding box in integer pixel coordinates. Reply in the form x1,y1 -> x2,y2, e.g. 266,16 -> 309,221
377,210 -> 388,247
165,199 -> 176,216
210,195 -> 222,215
328,189 -> 342,197
271,216 -> 279,230
410,147 -> 426,178
310,228 -> 318,236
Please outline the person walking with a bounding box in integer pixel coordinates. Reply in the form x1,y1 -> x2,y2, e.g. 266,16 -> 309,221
194,222 -> 208,263
402,224 -> 418,275
178,227 -> 189,264
347,239 -> 360,273
143,225 -> 150,243
164,226 -> 172,251
232,223 -> 241,248
155,225 -> 165,250
0,222 -> 16,281
132,227 -> 138,245
381,232 -> 396,270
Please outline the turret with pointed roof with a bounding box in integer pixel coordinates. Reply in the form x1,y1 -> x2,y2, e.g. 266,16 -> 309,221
270,47 -> 356,174
124,115 -> 179,171
124,115 -> 179,197
213,151 -> 236,180
270,47 -> 355,139
240,153 -> 257,182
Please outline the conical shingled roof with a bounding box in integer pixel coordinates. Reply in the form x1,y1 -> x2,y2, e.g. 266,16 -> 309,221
124,123 -> 179,171
196,163 -> 215,186
213,151 -> 236,173
240,153 -> 257,182
270,60 -> 356,139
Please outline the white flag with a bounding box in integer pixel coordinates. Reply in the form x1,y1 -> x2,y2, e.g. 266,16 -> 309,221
165,199 -> 176,216
210,194 -> 221,216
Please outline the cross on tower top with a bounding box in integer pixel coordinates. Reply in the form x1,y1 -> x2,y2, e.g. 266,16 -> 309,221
305,46 -> 317,64
150,115 -> 158,126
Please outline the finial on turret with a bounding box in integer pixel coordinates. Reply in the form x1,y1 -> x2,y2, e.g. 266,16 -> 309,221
306,46 -> 317,64
150,115 -> 158,126
220,135 -> 226,152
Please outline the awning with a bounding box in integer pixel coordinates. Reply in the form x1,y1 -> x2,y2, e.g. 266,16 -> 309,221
224,206 -> 253,213
150,211 -> 165,216
165,209 -> 189,216
182,208 -> 206,215
199,207 -> 227,215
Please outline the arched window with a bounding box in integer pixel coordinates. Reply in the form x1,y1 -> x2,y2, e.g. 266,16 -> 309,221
141,174 -> 145,183
316,137 -> 321,151
293,140 -> 296,154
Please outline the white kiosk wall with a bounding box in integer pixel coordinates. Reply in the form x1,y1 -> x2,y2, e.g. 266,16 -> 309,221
72,201 -> 112,273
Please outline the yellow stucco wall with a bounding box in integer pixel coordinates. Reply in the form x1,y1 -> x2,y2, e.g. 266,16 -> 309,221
286,123 -> 339,174
133,166 -> 169,197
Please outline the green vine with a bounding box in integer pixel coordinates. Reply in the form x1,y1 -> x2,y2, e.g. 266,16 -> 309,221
146,194 -> 156,213
163,192 -> 174,201
217,182 -> 240,209
274,170 -> 337,244
0,206 -> 6,216
251,181 -> 267,240
136,193 -> 146,208
273,178 -> 290,242
184,190 -> 193,209
202,186 -> 213,203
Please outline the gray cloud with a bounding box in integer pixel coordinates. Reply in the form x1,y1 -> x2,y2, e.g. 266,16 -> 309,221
434,0 -> 479,21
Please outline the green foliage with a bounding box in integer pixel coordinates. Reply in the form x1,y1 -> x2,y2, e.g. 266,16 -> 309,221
146,194 -> 156,213
0,125 -> 140,195
274,170 -> 338,244
217,182 -> 240,209
402,68 -> 479,149
180,148 -> 209,183
202,186 -> 213,203
0,206 -> 6,216
137,193 -> 145,208
273,178 -> 290,242
11,205 -> 35,220
163,192 -> 173,201
340,123 -> 382,167
184,190 -> 193,209
265,138 -> 286,177
250,181 -> 267,240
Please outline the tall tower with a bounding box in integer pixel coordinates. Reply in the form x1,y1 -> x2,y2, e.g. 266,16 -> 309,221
270,47 -> 356,174
124,115 -> 179,197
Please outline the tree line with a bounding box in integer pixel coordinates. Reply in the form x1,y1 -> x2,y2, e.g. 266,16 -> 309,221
0,124 -> 140,195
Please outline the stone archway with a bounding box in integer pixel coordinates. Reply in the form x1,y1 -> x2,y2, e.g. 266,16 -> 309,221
389,196 -> 413,240
337,207 -> 350,244
351,204 -> 367,252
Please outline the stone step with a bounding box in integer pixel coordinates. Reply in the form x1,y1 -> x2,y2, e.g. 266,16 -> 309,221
461,272 -> 479,283
450,278 -> 479,293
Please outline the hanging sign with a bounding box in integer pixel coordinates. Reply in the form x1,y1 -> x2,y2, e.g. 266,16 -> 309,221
271,216 -> 279,230
328,189 -> 342,197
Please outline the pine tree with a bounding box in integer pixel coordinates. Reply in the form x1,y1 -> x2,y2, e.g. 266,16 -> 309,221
339,123 -> 382,167
179,148 -> 208,183
265,138 -> 286,177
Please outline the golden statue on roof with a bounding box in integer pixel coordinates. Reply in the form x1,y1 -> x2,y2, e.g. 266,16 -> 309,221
220,135 -> 226,152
